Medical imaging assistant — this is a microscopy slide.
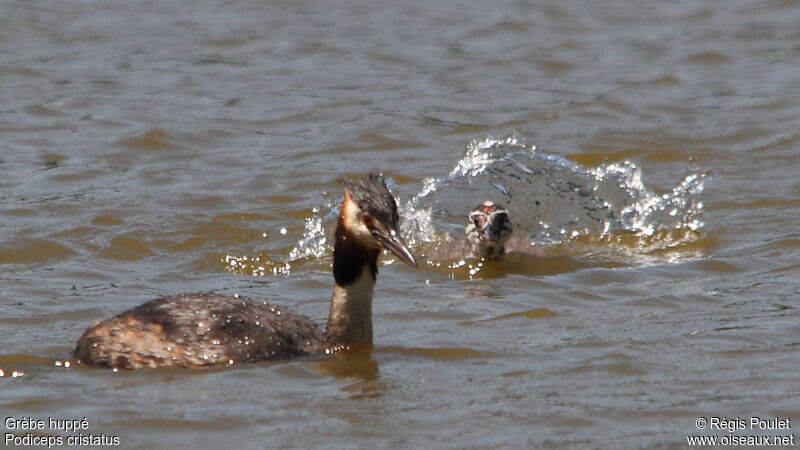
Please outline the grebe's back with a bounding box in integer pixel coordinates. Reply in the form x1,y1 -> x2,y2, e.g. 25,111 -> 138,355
75,293 -> 326,369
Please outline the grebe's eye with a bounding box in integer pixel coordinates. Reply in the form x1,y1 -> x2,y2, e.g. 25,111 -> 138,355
362,214 -> 374,229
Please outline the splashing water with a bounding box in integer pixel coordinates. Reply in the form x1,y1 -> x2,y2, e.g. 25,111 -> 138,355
402,134 -> 707,247
221,253 -> 292,277
288,205 -> 336,261
284,134 -> 708,271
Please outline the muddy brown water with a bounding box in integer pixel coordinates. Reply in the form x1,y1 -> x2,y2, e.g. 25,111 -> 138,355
1,0 -> 799,448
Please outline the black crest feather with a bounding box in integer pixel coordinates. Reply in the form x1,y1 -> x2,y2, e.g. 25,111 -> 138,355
339,173 -> 400,232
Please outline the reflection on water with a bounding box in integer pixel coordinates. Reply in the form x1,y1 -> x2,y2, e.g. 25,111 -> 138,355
424,253 -> 626,280
379,346 -> 491,360
312,345 -> 384,400
313,344 -> 379,383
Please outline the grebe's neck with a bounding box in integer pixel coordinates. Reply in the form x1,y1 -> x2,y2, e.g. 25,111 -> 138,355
325,226 -> 380,348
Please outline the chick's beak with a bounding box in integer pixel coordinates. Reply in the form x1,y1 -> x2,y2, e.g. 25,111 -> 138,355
371,229 -> 418,268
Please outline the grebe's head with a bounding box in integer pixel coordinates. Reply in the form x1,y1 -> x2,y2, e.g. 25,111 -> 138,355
465,201 -> 513,252
339,173 -> 417,268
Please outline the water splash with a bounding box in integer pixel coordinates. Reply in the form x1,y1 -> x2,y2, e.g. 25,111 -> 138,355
221,252 -> 292,277
287,206 -> 333,261
283,134 -> 708,272
287,202 -> 338,261
402,134 -> 707,251
222,204 -> 334,276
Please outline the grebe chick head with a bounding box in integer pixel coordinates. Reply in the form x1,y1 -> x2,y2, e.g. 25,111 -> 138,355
338,174 -> 417,268
465,201 -> 513,259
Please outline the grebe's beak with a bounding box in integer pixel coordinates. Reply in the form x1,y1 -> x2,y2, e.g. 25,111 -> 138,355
371,229 -> 418,268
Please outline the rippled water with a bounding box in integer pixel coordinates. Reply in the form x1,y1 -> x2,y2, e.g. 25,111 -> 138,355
2,0 -> 799,448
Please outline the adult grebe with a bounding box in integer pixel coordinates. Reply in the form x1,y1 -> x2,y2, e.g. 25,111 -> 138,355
74,174 -> 418,369
431,201 -> 542,260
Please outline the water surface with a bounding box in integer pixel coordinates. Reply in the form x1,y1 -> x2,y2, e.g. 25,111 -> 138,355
2,0 -> 799,448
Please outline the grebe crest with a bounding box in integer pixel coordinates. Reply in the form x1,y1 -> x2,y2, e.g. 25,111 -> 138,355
74,173 -> 417,369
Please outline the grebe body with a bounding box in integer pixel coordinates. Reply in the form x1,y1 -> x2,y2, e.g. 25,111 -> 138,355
74,293 -> 326,368
74,174 -> 417,369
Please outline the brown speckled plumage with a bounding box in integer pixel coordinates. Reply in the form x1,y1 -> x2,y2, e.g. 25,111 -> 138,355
75,293 -> 326,369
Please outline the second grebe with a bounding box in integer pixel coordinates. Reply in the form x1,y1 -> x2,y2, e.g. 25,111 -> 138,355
431,201 -> 542,260
464,201 -> 513,259
74,174 -> 418,369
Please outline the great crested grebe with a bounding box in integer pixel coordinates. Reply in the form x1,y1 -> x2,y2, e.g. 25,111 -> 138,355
74,174 -> 418,369
431,201 -> 542,260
